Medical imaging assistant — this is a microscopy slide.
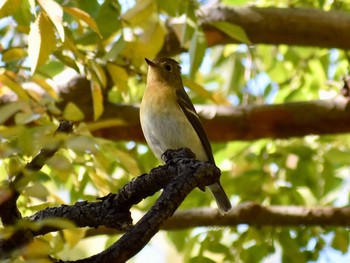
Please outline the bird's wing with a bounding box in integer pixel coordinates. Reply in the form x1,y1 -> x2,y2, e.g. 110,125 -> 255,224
176,89 -> 215,164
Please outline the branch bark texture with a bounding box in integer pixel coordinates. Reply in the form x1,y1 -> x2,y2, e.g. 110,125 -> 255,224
162,203 -> 350,229
92,96 -> 350,142
159,5 -> 350,56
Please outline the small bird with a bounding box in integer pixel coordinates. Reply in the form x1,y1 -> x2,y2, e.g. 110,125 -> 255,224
140,57 -> 231,214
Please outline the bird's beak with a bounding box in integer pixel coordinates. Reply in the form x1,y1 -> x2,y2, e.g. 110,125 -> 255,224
145,58 -> 157,67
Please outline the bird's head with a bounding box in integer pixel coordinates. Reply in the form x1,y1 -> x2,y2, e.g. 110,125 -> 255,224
145,58 -> 183,89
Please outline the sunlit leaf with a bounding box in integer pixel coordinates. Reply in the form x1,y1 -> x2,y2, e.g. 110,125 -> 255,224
91,80 -> 104,120
210,21 -> 251,44
332,229 -> 349,254
0,72 -> 30,101
37,0 -> 64,41
89,60 -> 107,88
53,51 -> 80,73
2,47 -> 27,63
106,63 -> 129,93
102,36 -> 126,62
95,0 -> 121,38
0,0 -> 21,18
189,29 -> 206,78
0,102 -> 23,124
28,12 -> 56,73
115,149 -> 140,176
62,102 -> 85,121
23,182 -> 49,201
14,112 -> 41,124
184,77 -> 230,105
122,0 -> 155,27
31,75 -> 58,99
155,0 -> 179,16
62,228 -> 86,248
21,238 -> 52,258
63,6 -> 102,38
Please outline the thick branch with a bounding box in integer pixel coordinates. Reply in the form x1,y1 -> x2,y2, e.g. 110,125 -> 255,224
91,96 -> 350,142
84,203 -> 350,237
0,121 -> 73,257
163,203 -> 350,229
159,5 -> 350,56
55,149 -> 220,263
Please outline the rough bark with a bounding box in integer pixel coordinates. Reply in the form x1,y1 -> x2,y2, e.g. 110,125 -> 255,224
92,96 -> 350,142
159,4 -> 350,57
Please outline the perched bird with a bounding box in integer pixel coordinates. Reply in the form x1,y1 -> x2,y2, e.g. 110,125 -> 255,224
140,57 -> 231,214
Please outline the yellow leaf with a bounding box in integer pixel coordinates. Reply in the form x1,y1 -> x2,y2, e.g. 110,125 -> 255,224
62,102 -> 85,121
14,112 -> 41,124
0,0 -> 21,18
90,60 -> 107,88
0,72 -> 30,101
0,102 -> 23,124
37,0 -> 64,41
86,119 -> 127,131
115,149 -> 140,177
63,228 -> 86,248
21,238 -> 51,258
210,21 -> 251,44
91,80 -> 104,121
106,63 -> 129,93
122,0 -> 155,26
23,183 -> 49,201
63,6 -> 101,38
128,21 -> 165,64
183,78 -> 231,105
28,12 -> 56,73
2,47 -> 27,63
31,75 -> 58,99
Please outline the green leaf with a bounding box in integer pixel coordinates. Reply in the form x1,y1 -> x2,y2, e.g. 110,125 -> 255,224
37,0 -> 64,41
181,2 -> 197,47
189,29 -> 206,78
0,0 -> 21,18
15,112 -> 41,124
2,47 -> 27,63
91,79 -> 104,120
95,0 -> 121,38
28,12 -> 56,73
12,0 -> 31,28
23,182 -> 49,201
31,75 -> 58,99
210,21 -> 251,44
62,102 -> 85,121
332,230 -> 350,254
0,72 -> 30,101
63,6 -> 102,38
0,102 -> 23,124
155,0 -> 179,16
102,36 -> 126,62
89,60 -> 107,88
53,51 -> 80,73
106,63 -> 129,93
122,0 -> 155,27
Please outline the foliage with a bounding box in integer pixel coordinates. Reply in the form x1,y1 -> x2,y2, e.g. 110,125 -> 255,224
0,0 -> 350,262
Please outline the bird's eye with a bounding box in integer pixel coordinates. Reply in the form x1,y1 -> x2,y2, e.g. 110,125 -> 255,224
164,64 -> 172,72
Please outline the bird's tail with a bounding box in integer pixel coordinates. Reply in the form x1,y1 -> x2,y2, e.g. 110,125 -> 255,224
208,182 -> 232,215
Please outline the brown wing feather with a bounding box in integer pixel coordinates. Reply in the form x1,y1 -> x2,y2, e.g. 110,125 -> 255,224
176,89 -> 215,164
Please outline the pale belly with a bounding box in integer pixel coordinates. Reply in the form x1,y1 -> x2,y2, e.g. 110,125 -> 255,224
140,103 -> 208,162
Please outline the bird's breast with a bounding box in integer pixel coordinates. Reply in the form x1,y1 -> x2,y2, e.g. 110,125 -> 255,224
140,86 -> 207,161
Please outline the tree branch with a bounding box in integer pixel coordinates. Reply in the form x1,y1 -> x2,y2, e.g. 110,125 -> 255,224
159,4 -> 350,57
1,148 -> 221,262
0,121 -> 73,257
82,203 -> 350,237
90,96 -> 350,142
162,203 -> 350,229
